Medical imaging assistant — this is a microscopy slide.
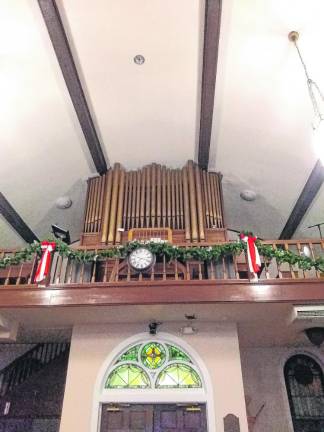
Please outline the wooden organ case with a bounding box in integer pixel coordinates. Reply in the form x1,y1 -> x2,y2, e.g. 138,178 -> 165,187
81,160 -> 226,246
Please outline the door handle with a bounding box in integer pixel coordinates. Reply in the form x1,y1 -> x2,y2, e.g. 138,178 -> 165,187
106,406 -> 121,412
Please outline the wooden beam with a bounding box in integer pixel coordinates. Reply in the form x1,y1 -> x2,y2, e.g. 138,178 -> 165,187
1,279 -> 324,307
198,0 -> 222,170
279,160 -> 324,239
38,0 -> 108,175
0,193 -> 39,243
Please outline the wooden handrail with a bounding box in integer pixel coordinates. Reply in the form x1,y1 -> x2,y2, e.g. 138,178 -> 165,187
1,238 -> 324,286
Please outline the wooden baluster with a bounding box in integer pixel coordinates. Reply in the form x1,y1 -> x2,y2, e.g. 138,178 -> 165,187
273,244 -> 282,279
309,242 -> 320,278
80,262 -> 85,284
127,262 -> 131,282
163,255 -> 167,281
198,262 -> 203,280
5,257 -> 11,285
67,259 -> 73,284
174,259 -> 178,281
233,255 -> 240,280
210,261 -> 215,280
28,253 -> 38,285
115,258 -> 120,282
151,261 -> 155,281
55,255 -> 63,284
186,261 -> 190,281
222,257 -> 228,280
263,258 -> 270,279
296,243 -> 305,279
91,252 -> 97,283
16,262 -> 24,285
285,243 -> 295,278
103,259 -> 109,283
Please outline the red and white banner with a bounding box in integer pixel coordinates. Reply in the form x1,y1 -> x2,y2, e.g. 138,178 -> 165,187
34,241 -> 56,284
240,234 -> 261,278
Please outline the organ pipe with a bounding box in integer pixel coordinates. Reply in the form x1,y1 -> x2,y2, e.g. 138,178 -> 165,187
83,161 -> 225,245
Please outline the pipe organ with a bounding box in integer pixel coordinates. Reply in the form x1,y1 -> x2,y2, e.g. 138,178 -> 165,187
81,161 -> 226,245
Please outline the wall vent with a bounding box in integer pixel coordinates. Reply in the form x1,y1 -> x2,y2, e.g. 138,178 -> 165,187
291,305 -> 324,323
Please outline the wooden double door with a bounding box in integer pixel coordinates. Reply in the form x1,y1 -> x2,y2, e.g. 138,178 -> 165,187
100,404 -> 207,432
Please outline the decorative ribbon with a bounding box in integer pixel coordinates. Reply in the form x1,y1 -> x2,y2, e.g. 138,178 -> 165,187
240,233 -> 261,275
34,241 -> 56,284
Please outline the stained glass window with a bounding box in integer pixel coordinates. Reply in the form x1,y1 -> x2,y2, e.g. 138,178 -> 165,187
105,341 -> 202,390
167,344 -> 192,363
284,355 -> 324,431
141,342 -> 166,370
115,344 -> 140,363
106,364 -> 150,389
156,363 -> 202,388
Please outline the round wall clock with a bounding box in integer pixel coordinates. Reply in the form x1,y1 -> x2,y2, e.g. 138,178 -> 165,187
128,247 -> 155,272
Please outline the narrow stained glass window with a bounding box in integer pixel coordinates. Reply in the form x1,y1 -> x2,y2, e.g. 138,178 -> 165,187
141,342 -> 166,369
167,344 -> 192,363
115,344 -> 140,363
156,363 -> 202,388
106,364 -> 150,389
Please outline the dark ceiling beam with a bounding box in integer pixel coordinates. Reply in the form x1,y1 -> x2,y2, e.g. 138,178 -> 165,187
38,0 -> 108,175
198,0 -> 222,170
0,193 -> 39,243
279,160 -> 324,239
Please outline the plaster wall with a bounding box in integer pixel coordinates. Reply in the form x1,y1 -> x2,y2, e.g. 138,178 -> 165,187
59,322 -> 248,432
240,346 -> 324,432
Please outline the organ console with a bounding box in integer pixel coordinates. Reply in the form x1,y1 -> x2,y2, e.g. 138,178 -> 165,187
81,160 -> 226,246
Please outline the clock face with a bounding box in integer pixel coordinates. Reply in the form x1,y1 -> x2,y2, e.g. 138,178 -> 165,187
128,248 -> 155,272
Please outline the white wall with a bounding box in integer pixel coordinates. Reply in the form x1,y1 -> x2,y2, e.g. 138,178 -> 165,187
59,322 -> 248,432
241,346 -> 324,432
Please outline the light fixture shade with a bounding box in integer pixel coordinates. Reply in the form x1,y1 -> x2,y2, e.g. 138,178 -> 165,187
305,327 -> 324,347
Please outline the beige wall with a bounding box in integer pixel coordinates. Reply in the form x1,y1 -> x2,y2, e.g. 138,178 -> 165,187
241,346 -> 324,432
59,321 -> 248,432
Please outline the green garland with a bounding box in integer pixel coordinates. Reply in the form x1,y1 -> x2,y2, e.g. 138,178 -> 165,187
1,237 -> 324,273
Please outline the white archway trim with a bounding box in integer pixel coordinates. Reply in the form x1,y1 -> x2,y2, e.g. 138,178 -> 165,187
91,332 -> 216,432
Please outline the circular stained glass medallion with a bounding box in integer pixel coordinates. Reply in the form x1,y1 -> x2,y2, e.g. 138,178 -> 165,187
141,342 -> 166,370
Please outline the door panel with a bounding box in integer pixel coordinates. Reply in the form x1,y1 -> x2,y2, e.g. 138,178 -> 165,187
100,405 -> 153,432
154,405 -> 207,432
100,404 -> 207,432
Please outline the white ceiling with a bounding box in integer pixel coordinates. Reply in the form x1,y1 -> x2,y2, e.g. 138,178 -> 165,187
0,302 -> 321,347
1,0 -> 324,246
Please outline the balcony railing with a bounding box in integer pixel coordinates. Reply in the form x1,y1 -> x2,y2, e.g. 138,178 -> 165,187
1,239 -> 324,287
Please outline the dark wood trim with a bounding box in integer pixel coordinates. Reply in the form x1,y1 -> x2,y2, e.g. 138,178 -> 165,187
37,0 -> 108,175
1,279 -> 324,307
0,193 -> 39,243
280,160 -> 324,239
198,0 -> 222,170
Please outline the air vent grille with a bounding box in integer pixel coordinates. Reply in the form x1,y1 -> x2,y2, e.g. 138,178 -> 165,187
297,310 -> 324,318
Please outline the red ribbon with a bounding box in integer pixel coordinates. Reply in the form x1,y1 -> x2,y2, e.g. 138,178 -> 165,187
34,241 -> 56,284
240,233 -> 260,274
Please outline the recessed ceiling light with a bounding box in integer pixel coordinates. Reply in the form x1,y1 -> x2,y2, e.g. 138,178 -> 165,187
240,190 -> 257,202
55,196 -> 72,209
134,54 -> 145,65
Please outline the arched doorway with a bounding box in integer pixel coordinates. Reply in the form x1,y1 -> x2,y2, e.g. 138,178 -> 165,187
284,354 -> 324,432
92,333 -> 214,432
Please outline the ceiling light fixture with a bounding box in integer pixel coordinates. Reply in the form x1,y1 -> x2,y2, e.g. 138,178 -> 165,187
240,190 -> 257,202
55,196 -> 72,209
288,31 -> 324,163
134,55 -> 145,65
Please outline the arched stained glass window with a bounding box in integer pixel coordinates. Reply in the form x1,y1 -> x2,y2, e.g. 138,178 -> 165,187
141,342 -> 166,369
104,340 -> 202,390
106,364 -> 150,389
115,344 -> 141,363
156,363 -> 201,388
284,354 -> 324,431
